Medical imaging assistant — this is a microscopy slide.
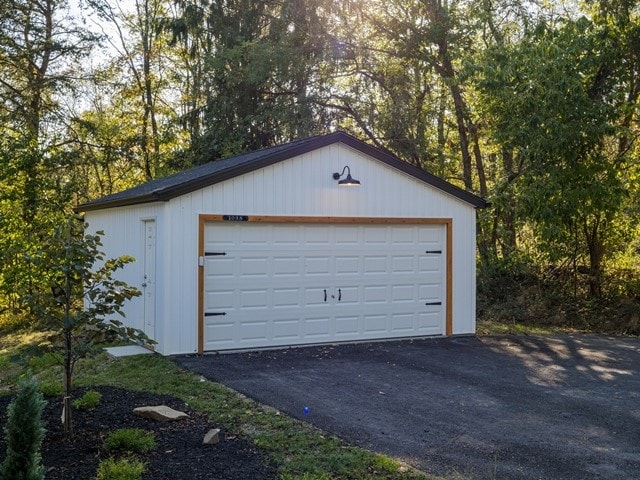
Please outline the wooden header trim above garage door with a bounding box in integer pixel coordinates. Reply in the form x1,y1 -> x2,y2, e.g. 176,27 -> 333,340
199,214 -> 452,224
197,215 -> 453,354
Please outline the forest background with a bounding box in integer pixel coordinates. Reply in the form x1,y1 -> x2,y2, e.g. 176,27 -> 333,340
1,0 -> 639,333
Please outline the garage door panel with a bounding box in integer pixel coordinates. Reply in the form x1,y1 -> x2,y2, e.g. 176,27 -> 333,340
203,222 -> 445,351
238,225 -> 269,245
335,226 -> 359,244
419,283 -> 443,300
305,226 -> 331,244
363,314 -> 387,333
418,227 -> 441,243
239,257 -> 269,277
364,285 -> 388,304
391,284 -> 414,302
364,227 -> 388,244
272,256 -> 301,276
391,255 -> 416,273
239,320 -> 268,341
335,315 -> 359,336
272,288 -> 300,308
418,311 -> 442,333
205,289 -> 235,310
335,256 -> 359,275
419,255 -> 442,271
391,313 -> 415,332
391,227 -> 415,244
363,256 -> 388,273
334,286 -> 358,304
304,317 -> 331,338
205,321 -> 235,344
304,286 -> 330,306
207,257 -> 235,277
273,318 -> 301,340
305,256 -> 331,275
272,226 -> 301,244
238,289 -> 269,309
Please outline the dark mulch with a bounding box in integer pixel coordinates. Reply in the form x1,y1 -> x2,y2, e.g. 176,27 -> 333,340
0,386 -> 277,480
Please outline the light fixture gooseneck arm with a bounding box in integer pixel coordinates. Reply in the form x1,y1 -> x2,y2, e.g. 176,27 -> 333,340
333,166 -> 350,180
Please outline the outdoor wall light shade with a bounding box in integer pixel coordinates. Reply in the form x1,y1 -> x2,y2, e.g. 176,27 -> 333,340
332,165 -> 361,186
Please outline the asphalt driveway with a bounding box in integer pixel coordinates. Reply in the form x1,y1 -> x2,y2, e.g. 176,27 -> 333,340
175,335 -> 640,479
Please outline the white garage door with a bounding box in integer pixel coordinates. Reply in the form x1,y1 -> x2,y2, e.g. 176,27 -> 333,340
203,221 -> 445,351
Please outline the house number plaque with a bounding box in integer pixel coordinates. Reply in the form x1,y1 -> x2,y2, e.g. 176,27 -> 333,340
222,215 -> 249,221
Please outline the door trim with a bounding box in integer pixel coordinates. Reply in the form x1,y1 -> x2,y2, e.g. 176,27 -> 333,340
197,215 -> 453,354
142,218 -> 157,342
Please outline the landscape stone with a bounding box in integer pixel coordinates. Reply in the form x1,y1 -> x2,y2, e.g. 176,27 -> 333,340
203,428 -> 221,445
133,405 -> 189,422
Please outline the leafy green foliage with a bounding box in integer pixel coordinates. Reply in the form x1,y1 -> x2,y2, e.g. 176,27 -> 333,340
27,353 -> 60,370
103,428 -> 156,454
95,457 -> 146,480
25,215 -> 147,434
39,382 -> 64,398
0,376 -> 46,480
166,0 -> 338,163
73,390 -> 103,410
0,0 -> 637,334
475,14 -> 639,298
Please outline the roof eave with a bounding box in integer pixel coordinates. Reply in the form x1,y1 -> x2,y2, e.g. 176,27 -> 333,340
152,133 -> 346,199
75,131 -> 487,212
337,135 -> 488,209
74,194 -> 165,212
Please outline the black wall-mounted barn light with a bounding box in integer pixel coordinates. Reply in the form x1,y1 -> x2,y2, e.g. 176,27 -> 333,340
332,165 -> 361,186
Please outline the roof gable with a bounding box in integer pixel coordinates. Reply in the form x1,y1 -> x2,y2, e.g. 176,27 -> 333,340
76,131 -> 487,211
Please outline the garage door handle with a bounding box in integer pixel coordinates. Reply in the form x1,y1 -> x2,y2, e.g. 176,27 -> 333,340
324,289 -> 327,302
338,288 -> 341,301
425,301 -> 442,306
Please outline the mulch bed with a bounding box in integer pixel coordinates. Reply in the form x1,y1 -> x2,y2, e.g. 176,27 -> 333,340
0,386 -> 277,480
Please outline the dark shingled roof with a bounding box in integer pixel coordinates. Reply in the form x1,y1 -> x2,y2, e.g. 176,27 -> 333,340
76,131 -> 487,212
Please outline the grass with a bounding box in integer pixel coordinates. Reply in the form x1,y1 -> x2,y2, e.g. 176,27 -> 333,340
0,329 -> 51,395
0,327 -> 436,480
476,319 -> 577,336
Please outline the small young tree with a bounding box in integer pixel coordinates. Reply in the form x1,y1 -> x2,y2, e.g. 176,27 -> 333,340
0,376 -> 46,480
30,215 -> 147,435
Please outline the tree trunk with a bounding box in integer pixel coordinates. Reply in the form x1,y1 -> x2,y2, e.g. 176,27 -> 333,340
436,82 -> 447,176
21,0 -> 54,222
584,218 -> 603,298
63,243 -> 73,436
448,81 -> 473,191
63,330 -> 73,436
500,148 -> 517,255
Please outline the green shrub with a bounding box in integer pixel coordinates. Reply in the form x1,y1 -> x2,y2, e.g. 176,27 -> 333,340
95,457 -> 145,480
73,390 -> 102,410
39,381 -> 63,397
0,376 -> 46,480
103,428 -> 156,454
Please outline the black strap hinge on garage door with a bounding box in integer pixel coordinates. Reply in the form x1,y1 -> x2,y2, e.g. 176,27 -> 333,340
425,301 -> 442,306
204,312 -> 227,316
204,252 -> 226,256
425,250 -> 442,254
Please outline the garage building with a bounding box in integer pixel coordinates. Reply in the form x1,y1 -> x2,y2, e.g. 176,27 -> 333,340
78,131 -> 487,355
